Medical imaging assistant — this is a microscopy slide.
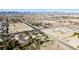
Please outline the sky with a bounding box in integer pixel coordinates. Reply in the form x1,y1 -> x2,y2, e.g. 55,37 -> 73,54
0,9 -> 79,13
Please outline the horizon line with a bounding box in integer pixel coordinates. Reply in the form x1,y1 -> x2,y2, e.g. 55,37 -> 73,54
0,9 -> 79,13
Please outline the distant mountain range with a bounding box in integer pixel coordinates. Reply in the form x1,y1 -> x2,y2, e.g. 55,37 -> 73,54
0,11 -> 79,15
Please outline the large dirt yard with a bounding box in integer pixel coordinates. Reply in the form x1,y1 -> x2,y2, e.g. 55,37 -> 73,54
9,22 -> 33,33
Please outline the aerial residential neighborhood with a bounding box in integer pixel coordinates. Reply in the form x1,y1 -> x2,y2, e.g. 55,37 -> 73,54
0,10 -> 79,50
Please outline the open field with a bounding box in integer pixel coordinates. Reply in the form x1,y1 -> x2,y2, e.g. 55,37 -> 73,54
9,23 -> 33,33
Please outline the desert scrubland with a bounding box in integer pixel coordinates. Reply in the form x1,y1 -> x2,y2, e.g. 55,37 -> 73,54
23,14 -> 79,50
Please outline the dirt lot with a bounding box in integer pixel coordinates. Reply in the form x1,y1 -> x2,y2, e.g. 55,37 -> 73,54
9,22 -> 33,33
